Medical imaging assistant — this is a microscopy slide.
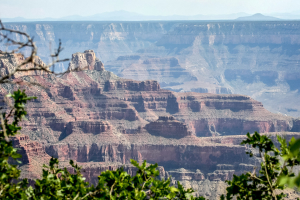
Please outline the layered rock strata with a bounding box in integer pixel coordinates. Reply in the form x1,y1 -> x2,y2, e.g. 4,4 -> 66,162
168,168 -> 205,181
1,51 -> 300,199
11,132 -> 300,199
11,134 -> 51,180
145,116 -> 192,138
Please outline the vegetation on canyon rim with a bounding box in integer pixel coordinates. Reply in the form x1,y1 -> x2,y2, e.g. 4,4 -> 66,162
1,20 -> 300,200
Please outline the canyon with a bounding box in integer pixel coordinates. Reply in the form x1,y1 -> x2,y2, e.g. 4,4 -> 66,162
2,20 -> 300,117
1,49 -> 300,199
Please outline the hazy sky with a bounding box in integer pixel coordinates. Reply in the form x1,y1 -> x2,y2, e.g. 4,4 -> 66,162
1,0 -> 300,18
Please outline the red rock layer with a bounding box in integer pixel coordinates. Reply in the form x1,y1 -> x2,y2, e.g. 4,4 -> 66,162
145,116 -> 192,138
11,134 -> 51,180
44,138 -> 248,171
12,132 -> 300,183
11,134 -> 50,165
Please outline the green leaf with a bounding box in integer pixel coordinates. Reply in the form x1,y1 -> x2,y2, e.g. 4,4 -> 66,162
290,139 -> 300,154
170,186 -> 179,193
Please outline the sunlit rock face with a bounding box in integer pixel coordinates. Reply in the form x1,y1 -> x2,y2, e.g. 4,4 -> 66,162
145,116 -> 192,138
68,50 -> 105,71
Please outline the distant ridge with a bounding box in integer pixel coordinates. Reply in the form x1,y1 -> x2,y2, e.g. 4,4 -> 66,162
2,10 -> 250,22
2,12 -> 288,22
60,10 -> 145,21
236,13 -> 281,21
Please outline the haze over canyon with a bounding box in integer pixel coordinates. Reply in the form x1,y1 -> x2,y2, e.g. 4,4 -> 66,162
2,20 -> 300,117
1,19 -> 300,199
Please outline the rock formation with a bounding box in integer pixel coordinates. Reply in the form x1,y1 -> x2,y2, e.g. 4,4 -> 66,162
0,53 -> 46,77
168,168 -> 205,181
145,116 -> 192,138
1,51 -> 300,199
68,50 -> 105,71
11,134 -> 51,180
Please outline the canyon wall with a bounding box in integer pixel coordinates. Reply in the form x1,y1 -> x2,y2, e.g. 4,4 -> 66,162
1,49 -> 300,199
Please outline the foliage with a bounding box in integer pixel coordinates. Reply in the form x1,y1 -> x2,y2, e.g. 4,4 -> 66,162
221,131 -> 300,200
277,135 -> 300,189
0,90 -> 36,199
29,158 -> 92,200
29,158 -> 206,200
89,159 -> 205,200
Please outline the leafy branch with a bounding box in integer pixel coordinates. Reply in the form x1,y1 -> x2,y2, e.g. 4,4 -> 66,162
0,20 -> 85,86
221,132 -> 300,200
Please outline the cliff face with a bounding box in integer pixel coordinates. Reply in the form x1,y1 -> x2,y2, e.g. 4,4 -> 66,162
11,134 -> 51,180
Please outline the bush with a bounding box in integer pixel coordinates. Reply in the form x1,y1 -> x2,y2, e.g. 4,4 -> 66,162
221,132 -> 300,200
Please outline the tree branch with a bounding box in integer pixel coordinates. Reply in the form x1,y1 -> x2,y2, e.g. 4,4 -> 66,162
0,20 -> 84,87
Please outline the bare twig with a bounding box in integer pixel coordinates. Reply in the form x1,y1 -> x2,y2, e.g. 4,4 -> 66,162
0,20 -> 82,86
109,182 -> 116,199
81,190 -> 98,199
0,114 -> 8,142
73,192 -> 80,200
260,151 -> 277,200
